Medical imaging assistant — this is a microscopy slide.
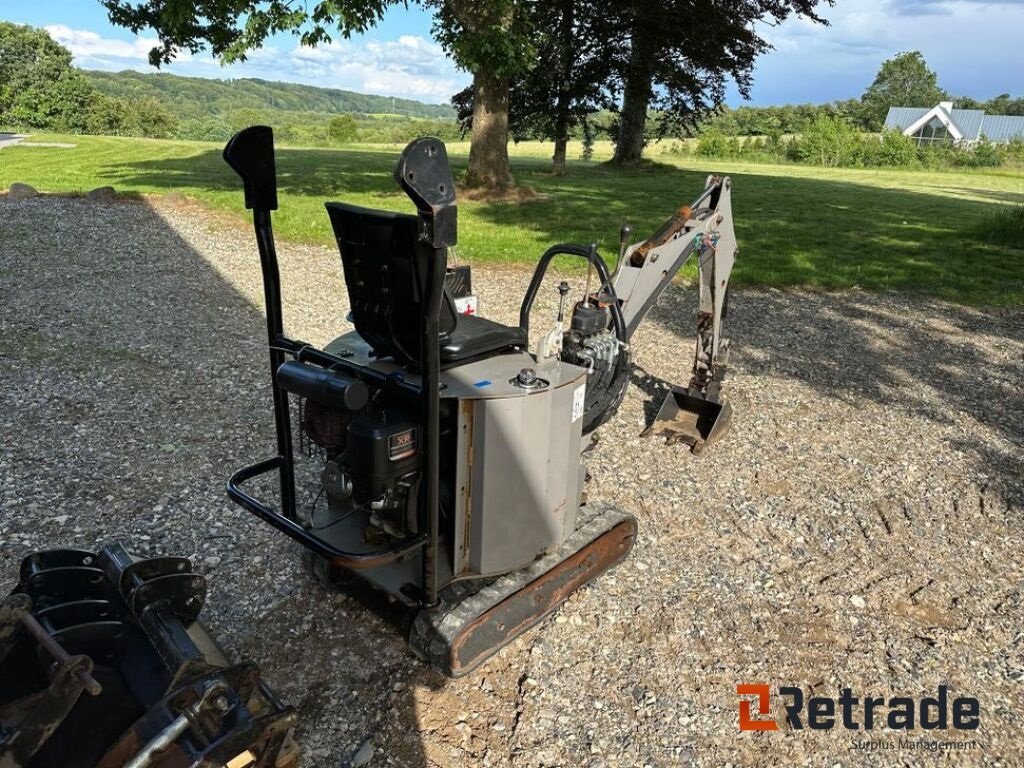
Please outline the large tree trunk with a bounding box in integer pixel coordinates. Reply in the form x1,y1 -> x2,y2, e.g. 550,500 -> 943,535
465,69 -> 515,189
552,133 -> 568,175
612,39 -> 655,166
551,0 -> 574,176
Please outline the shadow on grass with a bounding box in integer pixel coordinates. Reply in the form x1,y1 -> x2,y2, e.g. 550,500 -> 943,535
107,147 -> 1024,305
960,187 -> 1024,205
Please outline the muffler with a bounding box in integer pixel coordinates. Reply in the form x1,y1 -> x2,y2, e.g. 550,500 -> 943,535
0,543 -> 299,768
644,385 -> 733,455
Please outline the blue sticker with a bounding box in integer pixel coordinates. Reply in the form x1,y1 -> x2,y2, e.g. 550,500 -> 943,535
473,380 -> 492,388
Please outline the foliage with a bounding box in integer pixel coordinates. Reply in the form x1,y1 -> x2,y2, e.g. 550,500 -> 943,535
970,205 -> 1024,247
99,0 -> 394,66
175,116 -> 236,142
1005,139 -> 1024,164
0,22 -> 94,131
428,0 -> 534,78
608,0 -> 830,164
870,130 -> 919,167
860,51 -> 948,131
695,130 -> 735,159
698,90 -> 1024,139
84,94 -> 179,138
691,120 -> 1016,172
978,94 -> 1024,116
327,114 -> 359,143
793,116 -> 862,167
965,140 -> 1003,168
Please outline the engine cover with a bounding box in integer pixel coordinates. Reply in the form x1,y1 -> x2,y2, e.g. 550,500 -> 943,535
344,409 -> 420,503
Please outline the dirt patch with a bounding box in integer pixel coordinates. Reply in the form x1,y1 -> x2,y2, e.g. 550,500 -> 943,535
457,184 -> 546,203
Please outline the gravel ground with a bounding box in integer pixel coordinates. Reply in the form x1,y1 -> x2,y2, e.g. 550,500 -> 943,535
1,195 -> 1022,767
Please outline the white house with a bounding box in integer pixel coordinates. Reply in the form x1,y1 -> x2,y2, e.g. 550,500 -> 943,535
884,101 -> 1024,145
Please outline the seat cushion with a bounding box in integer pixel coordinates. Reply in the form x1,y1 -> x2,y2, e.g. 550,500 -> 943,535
441,314 -> 527,366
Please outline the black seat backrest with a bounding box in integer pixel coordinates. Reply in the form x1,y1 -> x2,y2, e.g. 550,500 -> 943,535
326,201 -> 458,367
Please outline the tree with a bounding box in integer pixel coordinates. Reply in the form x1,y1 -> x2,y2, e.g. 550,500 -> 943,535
327,114 -> 359,143
100,1 -> 392,65
512,0 -> 614,174
83,94 -> 178,137
429,0 -> 534,188
609,0 -> 830,166
0,22 -> 94,131
101,0 -> 531,190
983,93 -> 1024,117
860,51 -> 947,130
451,0 -> 615,175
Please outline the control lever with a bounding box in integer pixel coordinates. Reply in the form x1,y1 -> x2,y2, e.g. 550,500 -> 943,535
612,224 -> 633,280
541,281 -> 572,361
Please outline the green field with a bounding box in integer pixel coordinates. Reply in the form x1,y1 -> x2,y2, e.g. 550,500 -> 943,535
2,134 -> 1023,304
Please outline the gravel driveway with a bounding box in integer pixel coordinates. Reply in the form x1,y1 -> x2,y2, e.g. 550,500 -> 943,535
1,196 -> 1021,767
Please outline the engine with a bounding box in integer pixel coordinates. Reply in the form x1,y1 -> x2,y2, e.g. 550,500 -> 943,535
301,394 -> 421,538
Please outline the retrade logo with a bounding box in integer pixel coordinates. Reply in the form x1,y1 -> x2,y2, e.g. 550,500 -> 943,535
737,684 -> 778,731
737,684 -> 980,732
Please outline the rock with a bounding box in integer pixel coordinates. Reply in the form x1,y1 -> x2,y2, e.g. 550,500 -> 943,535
850,595 -> 866,609
351,738 -> 374,767
203,555 -> 222,568
8,183 -> 38,200
86,186 -> 117,201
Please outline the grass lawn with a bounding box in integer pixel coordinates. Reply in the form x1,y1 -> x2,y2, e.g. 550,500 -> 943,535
2,134 -> 1023,305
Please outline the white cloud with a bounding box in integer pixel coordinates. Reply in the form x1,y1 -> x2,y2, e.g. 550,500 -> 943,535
44,24 -> 191,66
44,24 -> 465,104
738,0 -> 1024,103
278,35 -> 463,102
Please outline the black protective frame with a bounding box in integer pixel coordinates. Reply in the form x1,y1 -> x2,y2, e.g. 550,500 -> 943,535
221,129 -> 628,609
222,127 -> 454,604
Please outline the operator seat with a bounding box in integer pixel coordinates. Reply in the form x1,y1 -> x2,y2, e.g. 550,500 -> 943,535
326,202 -> 527,370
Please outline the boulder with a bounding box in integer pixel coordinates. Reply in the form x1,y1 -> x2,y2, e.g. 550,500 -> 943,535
86,186 -> 117,201
7,183 -> 38,200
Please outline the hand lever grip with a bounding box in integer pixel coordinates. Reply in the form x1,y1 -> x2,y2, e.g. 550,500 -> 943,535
223,126 -> 279,212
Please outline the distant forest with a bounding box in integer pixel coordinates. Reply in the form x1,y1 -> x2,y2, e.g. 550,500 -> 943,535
82,69 -> 460,145
84,70 -> 455,120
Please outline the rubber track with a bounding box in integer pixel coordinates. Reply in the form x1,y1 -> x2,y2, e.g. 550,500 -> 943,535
409,502 -> 636,676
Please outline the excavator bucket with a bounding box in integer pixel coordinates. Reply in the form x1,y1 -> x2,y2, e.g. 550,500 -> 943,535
0,543 -> 299,768
645,385 -> 733,455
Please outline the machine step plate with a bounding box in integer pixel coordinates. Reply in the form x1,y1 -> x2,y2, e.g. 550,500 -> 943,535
409,504 -> 637,677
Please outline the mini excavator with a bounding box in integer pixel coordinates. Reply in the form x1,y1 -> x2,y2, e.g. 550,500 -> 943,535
220,127 -> 738,677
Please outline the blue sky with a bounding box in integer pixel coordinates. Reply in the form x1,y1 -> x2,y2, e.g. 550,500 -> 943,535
5,1 -> 1023,106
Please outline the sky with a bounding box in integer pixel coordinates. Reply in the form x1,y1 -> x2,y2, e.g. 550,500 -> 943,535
3,0 -> 1023,107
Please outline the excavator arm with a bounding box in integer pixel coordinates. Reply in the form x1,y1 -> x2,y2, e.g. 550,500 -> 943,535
517,174 -> 740,451
611,175 -> 738,452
